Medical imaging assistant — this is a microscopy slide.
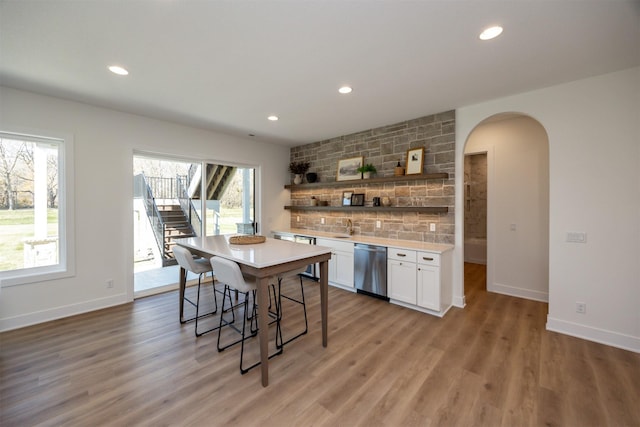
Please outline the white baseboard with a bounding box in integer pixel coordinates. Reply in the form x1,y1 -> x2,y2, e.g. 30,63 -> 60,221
488,282 -> 549,303
453,295 -> 466,308
546,316 -> 640,353
0,293 -> 129,332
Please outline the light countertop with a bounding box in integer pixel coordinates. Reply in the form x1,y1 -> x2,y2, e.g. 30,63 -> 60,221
271,228 -> 453,254
175,234 -> 331,269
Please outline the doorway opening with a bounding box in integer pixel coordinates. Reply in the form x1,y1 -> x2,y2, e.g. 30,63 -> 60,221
463,152 -> 488,301
133,154 -> 256,296
462,113 -> 549,304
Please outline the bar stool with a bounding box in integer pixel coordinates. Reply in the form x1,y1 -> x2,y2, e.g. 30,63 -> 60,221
210,256 -> 283,374
275,267 -> 308,348
173,245 -> 219,336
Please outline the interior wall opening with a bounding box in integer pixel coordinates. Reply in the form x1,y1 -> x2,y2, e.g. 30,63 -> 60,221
462,113 -> 549,305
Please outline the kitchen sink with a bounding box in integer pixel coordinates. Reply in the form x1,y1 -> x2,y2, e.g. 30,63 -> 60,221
333,235 -> 351,239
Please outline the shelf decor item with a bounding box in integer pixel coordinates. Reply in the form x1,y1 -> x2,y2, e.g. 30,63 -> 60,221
337,156 -> 363,181
405,147 -> 424,175
342,191 -> 353,206
289,161 -> 310,184
357,163 -> 377,179
351,193 -> 365,206
394,161 -> 405,176
306,172 -> 318,183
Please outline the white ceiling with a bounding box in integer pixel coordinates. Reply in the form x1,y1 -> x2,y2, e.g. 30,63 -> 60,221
1,1 -> 639,147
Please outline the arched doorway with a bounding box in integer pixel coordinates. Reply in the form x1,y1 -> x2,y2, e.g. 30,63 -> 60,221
462,113 -> 550,303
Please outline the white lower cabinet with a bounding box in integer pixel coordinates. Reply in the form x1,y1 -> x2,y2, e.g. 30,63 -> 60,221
388,248 -> 452,316
316,238 -> 354,290
387,249 -> 417,304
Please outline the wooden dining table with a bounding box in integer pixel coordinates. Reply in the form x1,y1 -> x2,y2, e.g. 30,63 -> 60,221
174,234 -> 332,387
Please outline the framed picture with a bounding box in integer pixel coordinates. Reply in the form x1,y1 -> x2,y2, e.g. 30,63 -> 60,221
342,191 -> 353,206
337,156 -> 363,181
406,147 -> 424,175
351,193 -> 365,206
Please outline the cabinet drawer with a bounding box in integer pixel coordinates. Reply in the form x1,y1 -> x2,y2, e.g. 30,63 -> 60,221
417,252 -> 440,266
316,238 -> 354,253
388,248 -> 416,263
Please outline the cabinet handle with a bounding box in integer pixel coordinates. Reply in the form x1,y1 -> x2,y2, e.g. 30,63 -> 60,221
397,253 -> 406,257
422,257 -> 434,261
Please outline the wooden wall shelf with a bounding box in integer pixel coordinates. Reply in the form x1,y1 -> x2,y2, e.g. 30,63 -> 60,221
284,173 -> 449,190
284,205 -> 448,214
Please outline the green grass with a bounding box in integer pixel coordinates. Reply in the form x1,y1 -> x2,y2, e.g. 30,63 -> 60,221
2,206 -> 252,271
0,208 -> 58,271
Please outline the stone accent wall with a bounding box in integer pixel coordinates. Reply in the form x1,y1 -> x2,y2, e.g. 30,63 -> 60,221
289,111 -> 455,244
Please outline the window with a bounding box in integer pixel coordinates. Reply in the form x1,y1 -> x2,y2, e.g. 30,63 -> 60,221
0,130 -> 74,286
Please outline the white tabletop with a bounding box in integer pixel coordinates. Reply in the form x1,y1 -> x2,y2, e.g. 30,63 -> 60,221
175,234 -> 332,269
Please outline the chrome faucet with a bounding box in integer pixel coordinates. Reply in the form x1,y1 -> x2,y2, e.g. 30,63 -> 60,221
346,219 -> 354,235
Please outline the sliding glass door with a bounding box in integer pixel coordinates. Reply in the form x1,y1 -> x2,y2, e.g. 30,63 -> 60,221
133,154 -> 255,295
194,163 -> 255,237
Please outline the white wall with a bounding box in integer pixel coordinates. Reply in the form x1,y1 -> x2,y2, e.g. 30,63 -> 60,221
0,86 -> 291,331
465,116 -> 549,302
455,67 -> 640,352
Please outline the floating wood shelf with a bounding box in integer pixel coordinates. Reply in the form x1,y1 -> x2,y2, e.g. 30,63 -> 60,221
284,173 -> 449,190
284,205 -> 449,214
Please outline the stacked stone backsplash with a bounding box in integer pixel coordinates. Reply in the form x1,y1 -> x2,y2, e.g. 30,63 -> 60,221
289,110 -> 455,244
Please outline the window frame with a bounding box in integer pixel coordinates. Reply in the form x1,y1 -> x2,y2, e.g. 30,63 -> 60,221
0,128 -> 75,287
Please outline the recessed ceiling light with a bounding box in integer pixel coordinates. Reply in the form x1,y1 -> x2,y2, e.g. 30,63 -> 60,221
108,65 -> 129,75
338,86 -> 352,94
267,115 -> 279,121
479,26 -> 503,41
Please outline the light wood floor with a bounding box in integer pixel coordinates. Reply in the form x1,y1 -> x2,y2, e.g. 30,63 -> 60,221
2,264 -> 639,426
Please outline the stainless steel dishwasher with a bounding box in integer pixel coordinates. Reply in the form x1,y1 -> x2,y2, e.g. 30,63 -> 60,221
354,243 -> 388,300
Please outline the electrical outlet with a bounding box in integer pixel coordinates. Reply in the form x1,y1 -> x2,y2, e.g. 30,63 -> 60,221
430,223 -> 436,232
320,217 -> 325,225
106,279 -> 114,289
576,302 -> 586,314
376,220 -> 381,229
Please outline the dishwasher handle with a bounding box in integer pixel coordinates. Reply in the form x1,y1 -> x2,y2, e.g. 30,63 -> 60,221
355,244 -> 386,253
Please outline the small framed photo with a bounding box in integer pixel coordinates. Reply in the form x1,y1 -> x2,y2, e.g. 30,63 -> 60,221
351,193 -> 365,206
406,147 -> 424,175
337,156 -> 363,181
342,191 -> 353,206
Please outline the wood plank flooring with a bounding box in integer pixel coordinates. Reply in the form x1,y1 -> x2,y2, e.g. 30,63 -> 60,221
1,263 -> 639,426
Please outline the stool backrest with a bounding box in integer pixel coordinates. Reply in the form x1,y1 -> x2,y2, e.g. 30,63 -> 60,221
210,257 -> 255,294
173,245 -> 201,273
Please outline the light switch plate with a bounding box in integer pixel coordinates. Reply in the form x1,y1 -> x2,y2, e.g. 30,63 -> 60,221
376,220 -> 381,229
566,232 -> 587,243
321,217 -> 325,225
430,223 -> 436,232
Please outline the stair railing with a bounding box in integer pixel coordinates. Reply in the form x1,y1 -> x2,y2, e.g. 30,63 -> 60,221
135,173 -> 166,258
177,175 -> 202,237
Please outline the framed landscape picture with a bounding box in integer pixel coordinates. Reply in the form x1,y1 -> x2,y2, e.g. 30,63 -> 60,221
337,156 -> 363,181
406,147 -> 424,175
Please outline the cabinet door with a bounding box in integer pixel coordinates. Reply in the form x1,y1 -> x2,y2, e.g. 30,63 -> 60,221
327,251 -> 338,283
417,265 -> 440,311
334,250 -> 354,288
388,259 -> 416,304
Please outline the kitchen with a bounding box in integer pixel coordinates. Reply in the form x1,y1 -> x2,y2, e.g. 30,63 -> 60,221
1,1 -> 639,425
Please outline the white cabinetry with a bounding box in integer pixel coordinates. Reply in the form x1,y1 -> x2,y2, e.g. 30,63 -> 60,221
387,249 -> 417,303
388,248 -> 452,316
316,238 -> 354,291
416,253 -> 441,311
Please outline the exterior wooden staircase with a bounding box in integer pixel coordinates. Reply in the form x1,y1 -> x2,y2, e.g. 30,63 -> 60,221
158,204 -> 196,266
